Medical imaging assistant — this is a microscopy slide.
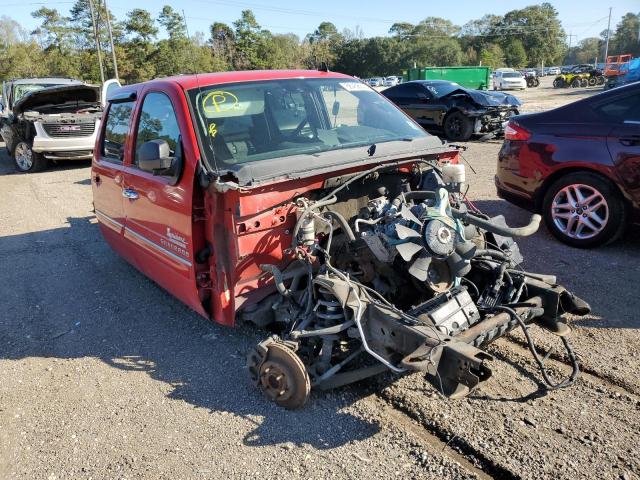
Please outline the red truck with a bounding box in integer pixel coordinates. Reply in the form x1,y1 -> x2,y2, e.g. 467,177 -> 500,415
92,70 -> 589,408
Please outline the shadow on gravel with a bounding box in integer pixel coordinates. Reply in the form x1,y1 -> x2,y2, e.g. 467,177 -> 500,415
472,199 -> 640,330
468,349 -> 550,404
0,216 -> 380,449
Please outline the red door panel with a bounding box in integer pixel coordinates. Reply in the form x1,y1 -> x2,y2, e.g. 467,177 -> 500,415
92,99 -> 136,254
121,88 -> 206,317
92,161 -> 126,235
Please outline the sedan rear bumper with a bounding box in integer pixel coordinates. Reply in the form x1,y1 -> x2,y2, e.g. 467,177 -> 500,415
495,175 -> 536,211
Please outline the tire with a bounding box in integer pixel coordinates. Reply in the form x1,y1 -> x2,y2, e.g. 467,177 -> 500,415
570,78 -> 581,88
13,140 -> 48,173
542,172 -> 627,248
580,78 -> 588,87
443,111 -> 474,141
596,75 -> 605,86
533,78 -> 540,87
553,78 -> 564,88
588,77 -> 597,87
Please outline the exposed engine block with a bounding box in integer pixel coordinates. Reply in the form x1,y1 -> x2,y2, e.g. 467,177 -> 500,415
247,160 -> 591,409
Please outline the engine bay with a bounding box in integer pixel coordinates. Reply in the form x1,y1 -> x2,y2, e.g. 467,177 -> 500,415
246,159 -> 590,409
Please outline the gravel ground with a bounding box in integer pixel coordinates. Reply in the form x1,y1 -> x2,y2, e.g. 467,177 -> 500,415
1,77 -> 639,480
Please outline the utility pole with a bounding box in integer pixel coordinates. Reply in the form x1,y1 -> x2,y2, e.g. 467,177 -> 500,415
88,0 -> 105,84
567,32 -> 576,49
603,7 -> 612,62
102,0 -> 119,81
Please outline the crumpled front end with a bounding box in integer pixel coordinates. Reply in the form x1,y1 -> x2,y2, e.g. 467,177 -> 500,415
245,160 -> 590,408
472,106 -> 519,137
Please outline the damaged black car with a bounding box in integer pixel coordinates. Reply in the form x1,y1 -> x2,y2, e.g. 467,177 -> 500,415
382,80 -> 521,141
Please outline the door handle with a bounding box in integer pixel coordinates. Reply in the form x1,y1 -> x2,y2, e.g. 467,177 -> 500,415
122,188 -> 139,200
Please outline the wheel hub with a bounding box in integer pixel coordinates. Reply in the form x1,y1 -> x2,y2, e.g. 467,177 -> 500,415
248,341 -> 310,409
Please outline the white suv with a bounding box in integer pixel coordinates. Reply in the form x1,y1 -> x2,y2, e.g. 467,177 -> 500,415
0,78 -> 120,172
494,71 -> 527,90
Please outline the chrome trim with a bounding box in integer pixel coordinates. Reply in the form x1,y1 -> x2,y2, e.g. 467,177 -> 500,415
95,209 -> 124,229
124,226 -> 192,267
122,188 -> 139,200
623,120 -> 640,125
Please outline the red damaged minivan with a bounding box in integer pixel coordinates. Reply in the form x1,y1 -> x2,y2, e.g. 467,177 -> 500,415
92,70 -> 588,408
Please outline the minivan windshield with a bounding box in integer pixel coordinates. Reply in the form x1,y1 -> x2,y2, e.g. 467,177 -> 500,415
502,72 -> 522,78
189,78 -> 427,166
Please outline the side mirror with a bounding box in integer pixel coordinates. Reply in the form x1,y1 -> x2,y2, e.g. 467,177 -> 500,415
138,138 -> 183,185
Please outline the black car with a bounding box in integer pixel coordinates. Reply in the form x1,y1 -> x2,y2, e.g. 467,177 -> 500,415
382,80 -> 521,141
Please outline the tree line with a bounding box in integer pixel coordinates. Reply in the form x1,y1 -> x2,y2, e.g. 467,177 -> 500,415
0,1 -> 637,85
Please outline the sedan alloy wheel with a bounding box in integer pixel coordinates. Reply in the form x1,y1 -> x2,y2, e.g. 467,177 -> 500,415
551,184 -> 609,240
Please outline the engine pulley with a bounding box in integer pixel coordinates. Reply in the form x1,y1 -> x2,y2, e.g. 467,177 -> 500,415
422,219 -> 456,258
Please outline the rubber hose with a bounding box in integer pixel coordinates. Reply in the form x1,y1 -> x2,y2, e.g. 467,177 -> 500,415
473,249 -> 513,262
451,208 -> 541,237
323,211 -> 356,242
259,264 -> 291,297
391,190 -> 436,208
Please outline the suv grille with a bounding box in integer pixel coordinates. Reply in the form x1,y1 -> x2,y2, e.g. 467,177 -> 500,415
42,122 -> 95,138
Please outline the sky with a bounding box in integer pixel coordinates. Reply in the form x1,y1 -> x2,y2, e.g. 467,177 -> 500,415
5,0 -> 638,43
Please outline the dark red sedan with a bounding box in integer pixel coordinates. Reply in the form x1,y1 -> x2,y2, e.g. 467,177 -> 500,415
496,82 -> 640,247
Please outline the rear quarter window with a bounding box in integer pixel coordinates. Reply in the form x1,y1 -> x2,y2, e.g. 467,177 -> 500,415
592,94 -> 640,122
102,101 -> 134,162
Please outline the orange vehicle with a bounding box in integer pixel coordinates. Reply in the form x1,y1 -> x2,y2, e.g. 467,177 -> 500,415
604,54 -> 633,77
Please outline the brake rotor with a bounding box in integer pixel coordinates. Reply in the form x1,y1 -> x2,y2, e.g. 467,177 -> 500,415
253,342 -> 310,409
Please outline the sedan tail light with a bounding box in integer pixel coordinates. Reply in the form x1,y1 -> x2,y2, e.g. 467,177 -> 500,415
504,121 -> 531,141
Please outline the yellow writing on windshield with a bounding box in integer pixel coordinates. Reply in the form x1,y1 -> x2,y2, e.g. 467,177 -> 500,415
208,122 -> 218,137
202,90 -> 239,114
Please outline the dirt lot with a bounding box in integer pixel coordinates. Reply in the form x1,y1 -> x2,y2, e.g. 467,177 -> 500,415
1,77 -> 639,480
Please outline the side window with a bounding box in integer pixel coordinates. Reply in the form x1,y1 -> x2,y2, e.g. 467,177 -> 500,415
593,94 -> 640,123
385,84 -> 409,100
407,83 -> 433,99
134,92 -> 181,166
103,101 -> 134,162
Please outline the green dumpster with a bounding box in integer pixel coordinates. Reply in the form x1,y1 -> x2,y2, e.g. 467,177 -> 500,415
403,67 -> 491,90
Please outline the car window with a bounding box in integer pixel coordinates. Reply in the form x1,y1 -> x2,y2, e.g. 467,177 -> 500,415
189,78 -> 427,166
102,101 -> 134,162
269,89 -> 309,134
423,82 -> 459,98
13,83 -> 66,104
384,84 -> 409,99
134,92 -> 181,166
385,84 -> 423,99
593,94 -> 640,122
320,86 -> 360,129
